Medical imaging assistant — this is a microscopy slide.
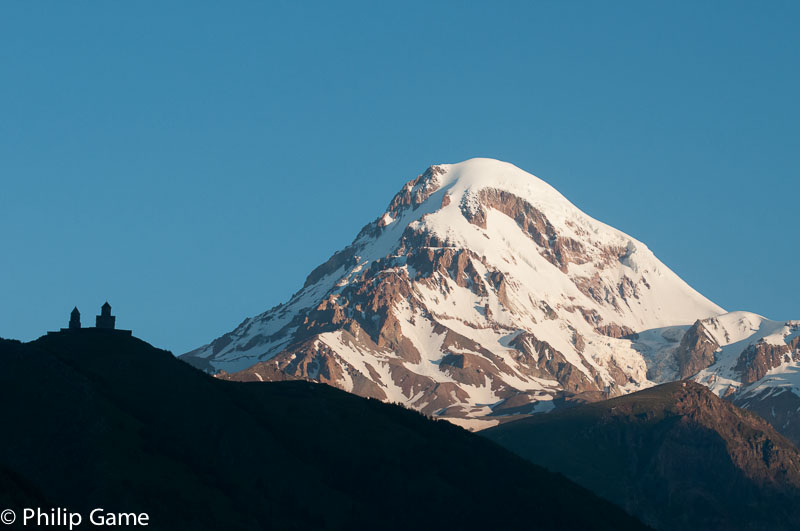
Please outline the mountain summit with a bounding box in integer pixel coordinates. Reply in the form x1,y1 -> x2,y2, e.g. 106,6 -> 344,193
182,158 -> 740,428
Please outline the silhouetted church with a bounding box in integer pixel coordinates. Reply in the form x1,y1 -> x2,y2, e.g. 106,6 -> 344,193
50,302 -> 132,336
69,307 -> 81,329
96,302 -> 116,329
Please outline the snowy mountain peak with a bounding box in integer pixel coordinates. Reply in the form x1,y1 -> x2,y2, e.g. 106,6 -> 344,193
182,159 -> 727,429
430,158 -> 571,203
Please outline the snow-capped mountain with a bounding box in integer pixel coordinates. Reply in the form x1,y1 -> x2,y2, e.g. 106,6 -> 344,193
183,158 -> 743,429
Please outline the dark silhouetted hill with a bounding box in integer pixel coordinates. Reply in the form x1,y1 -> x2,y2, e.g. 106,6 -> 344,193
0,332 -> 647,531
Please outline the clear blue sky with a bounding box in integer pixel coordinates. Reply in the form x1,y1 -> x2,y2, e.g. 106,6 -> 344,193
1,1 -> 798,354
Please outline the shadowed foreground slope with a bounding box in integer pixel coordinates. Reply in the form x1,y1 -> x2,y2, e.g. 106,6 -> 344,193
0,332 -> 646,531
484,381 -> 800,531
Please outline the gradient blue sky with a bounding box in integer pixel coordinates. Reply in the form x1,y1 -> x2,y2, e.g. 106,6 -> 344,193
2,1 -> 798,354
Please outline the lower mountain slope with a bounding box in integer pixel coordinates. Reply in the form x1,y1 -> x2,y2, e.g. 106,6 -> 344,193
483,381 -> 800,531
0,332 -> 646,531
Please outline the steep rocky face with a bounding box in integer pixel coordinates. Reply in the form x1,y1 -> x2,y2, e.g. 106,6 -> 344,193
484,381 -> 800,530
183,158 -> 724,428
460,187 -> 592,273
734,337 -> 800,384
674,320 -> 720,379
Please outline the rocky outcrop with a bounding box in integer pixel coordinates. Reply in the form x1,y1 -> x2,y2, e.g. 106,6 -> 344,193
735,338 -> 800,384
573,273 -> 646,313
385,165 -> 447,218
461,188 -> 589,273
595,323 -> 637,339
675,320 -> 720,379
302,247 -> 359,289
510,332 -> 603,394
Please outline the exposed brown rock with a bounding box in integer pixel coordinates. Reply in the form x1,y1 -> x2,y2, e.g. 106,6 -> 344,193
539,301 -> 558,320
439,353 -> 490,387
565,305 -> 634,339
407,248 -> 486,296
574,273 -> 620,310
675,320 -> 720,379
570,305 -> 602,327
617,276 -> 640,300
398,224 -> 449,251
302,247 -> 358,289
604,358 -> 633,387
488,270 -> 512,309
460,188 -> 588,272
735,339 -> 800,384
595,323 -> 636,339
439,329 -> 518,384
570,327 -> 586,353
385,165 -> 447,219
510,332 -> 602,394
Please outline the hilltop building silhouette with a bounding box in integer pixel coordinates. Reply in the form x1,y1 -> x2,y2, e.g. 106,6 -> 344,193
50,302 -> 132,336
96,302 -> 116,329
69,307 -> 81,329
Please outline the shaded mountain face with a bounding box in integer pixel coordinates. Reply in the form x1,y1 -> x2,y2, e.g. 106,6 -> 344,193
182,158 -> 723,428
0,332 -> 647,531
483,381 -> 800,531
